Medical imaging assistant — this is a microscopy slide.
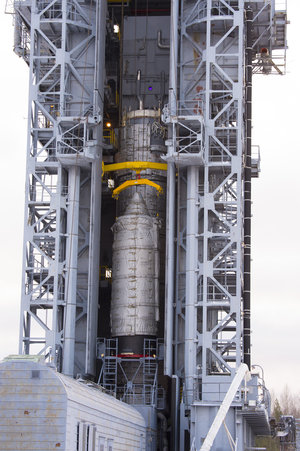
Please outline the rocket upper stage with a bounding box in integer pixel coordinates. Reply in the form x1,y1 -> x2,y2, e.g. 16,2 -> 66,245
110,192 -> 160,342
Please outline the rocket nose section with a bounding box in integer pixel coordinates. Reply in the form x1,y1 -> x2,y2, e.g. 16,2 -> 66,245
124,191 -> 150,216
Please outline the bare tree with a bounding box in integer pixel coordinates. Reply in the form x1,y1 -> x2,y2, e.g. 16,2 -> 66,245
279,385 -> 300,418
273,398 -> 283,421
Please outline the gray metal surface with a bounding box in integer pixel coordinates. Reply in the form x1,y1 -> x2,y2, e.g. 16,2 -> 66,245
111,192 -> 160,337
121,15 -> 170,111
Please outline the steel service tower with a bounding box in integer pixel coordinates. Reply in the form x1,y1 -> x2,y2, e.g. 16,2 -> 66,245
9,0 -> 287,449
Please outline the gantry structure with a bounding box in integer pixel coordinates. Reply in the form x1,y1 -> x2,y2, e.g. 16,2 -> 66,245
12,0 -> 107,377
163,1 -> 286,447
9,0 -> 287,449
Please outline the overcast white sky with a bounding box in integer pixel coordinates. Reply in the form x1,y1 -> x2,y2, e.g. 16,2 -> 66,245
0,2 -> 299,398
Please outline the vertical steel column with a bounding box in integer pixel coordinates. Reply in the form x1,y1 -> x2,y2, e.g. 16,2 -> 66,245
243,5 -> 253,369
85,160 -> 102,377
164,0 -> 179,376
85,0 -> 107,378
63,166 -> 80,376
185,166 -> 198,406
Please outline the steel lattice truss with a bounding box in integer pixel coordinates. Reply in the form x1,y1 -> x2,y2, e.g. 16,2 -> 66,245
163,1 -> 286,447
165,0 -> 245,408
16,0 -> 104,376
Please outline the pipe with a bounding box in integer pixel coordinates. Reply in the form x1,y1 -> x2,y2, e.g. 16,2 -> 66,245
13,13 -> 23,56
243,5 -> 253,369
164,163 -> 175,376
171,375 -> 179,451
154,233 -> 160,322
169,0 -> 178,117
157,30 -> 170,49
164,0 -> 179,377
136,70 -> 143,110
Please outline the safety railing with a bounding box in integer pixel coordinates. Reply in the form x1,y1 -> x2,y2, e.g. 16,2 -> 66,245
275,0 -> 287,11
177,100 -> 204,118
103,127 -> 118,149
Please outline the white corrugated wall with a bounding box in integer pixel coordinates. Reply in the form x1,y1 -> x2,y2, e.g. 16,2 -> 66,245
0,359 -> 67,450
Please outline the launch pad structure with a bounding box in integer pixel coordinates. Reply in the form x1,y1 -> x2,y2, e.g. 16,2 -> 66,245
7,0 -> 287,449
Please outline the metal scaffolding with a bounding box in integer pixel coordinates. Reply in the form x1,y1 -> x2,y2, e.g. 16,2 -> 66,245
15,0 -> 106,377
11,0 -> 288,449
163,0 -> 287,449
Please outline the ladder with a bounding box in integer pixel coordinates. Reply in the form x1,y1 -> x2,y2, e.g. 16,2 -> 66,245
102,338 -> 118,393
143,339 -> 158,404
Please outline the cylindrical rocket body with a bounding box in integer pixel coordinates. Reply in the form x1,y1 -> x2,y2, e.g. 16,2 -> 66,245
116,109 -> 167,219
109,109 -> 167,353
111,193 -> 160,353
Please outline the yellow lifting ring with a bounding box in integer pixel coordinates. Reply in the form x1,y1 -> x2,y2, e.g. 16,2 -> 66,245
112,179 -> 163,199
103,161 -> 168,173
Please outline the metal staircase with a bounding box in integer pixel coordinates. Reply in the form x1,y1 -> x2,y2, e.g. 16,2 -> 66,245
143,339 -> 158,405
